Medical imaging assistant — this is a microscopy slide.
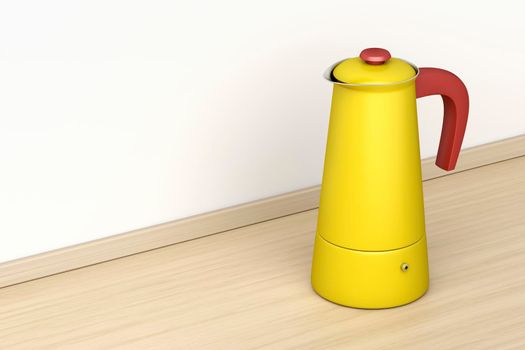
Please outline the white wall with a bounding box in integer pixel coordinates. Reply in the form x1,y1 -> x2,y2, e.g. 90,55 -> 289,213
1,0 -> 524,262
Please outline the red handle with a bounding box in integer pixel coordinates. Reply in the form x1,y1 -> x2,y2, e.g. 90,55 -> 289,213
416,68 -> 469,171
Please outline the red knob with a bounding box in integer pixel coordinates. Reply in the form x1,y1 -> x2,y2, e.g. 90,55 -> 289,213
359,48 -> 391,65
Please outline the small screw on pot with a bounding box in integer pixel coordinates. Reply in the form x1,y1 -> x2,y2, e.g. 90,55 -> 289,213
401,263 -> 409,272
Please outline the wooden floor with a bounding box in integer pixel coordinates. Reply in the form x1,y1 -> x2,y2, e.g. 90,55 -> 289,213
1,157 -> 525,349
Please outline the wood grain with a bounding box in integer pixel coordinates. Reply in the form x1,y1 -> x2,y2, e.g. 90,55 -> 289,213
0,156 -> 524,349
1,135 -> 524,289
0,186 -> 320,287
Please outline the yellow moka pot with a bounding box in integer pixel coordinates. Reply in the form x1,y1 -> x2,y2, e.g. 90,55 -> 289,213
311,48 -> 469,308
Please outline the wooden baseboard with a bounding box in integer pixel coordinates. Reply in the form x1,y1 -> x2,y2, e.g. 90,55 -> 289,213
1,135 -> 524,288
421,135 -> 525,179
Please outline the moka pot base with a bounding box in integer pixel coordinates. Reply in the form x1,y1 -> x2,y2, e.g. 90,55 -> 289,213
311,232 -> 429,309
